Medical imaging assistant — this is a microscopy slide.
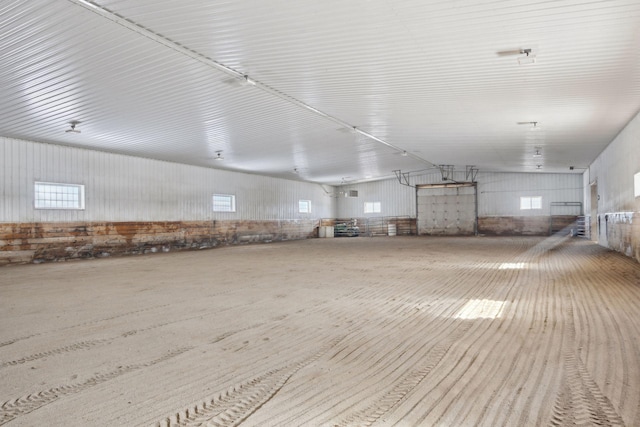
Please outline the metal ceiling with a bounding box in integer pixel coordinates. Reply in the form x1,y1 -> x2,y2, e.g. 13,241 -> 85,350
1,0 -> 639,185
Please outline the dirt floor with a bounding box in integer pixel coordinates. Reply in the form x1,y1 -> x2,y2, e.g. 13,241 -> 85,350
1,236 -> 640,426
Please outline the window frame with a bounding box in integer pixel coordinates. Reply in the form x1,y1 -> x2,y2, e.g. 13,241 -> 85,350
298,199 -> 311,214
364,201 -> 381,214
34,181 -> 85,210
520,196 -> 542,210
212,193 -> 236,212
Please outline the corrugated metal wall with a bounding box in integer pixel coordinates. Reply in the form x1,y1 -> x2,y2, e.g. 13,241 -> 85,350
337,171 -> 583,218
1,137 -> 336,222
477,172 -> 583,216
585,110 -> 640,215
337,179 -> 415,218
584,109 -> 640,257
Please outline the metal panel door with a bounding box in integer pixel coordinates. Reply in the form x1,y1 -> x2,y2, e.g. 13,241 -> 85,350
417,185 -> 476,235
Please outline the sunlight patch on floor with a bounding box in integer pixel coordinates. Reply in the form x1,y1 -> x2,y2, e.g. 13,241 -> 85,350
498,262 -> 527,270
455,299 -> 506,319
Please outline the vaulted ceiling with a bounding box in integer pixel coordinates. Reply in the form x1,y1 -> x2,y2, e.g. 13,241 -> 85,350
1,0 -> 639,184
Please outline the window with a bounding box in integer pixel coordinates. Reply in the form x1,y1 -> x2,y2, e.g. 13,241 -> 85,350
520,196 -> 542,210
298,199 -> 311,213
213,194 -> 236,212
34,182 -> 85,210
364,201 -> 381,213
635,172 -> 640,198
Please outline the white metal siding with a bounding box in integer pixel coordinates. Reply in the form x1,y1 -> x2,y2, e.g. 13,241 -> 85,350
585,110 -> 640,215
337,179 -> 415,218
0,137 -> 336,222
477,172 -> 583,216
337,171 -> 583,218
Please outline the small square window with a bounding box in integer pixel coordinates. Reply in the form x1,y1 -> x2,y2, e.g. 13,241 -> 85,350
34,182 -> 84,210
213,194 -> 236,212
520,196 -> 542,210
299,200 -> 311,213
364,201 -> 381,213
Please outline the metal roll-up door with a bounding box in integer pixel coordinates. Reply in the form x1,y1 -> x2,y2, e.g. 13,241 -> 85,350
417,183 -> 477,235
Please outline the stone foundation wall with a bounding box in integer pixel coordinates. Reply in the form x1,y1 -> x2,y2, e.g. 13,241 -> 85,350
0,220 -> 319,265
479,216 -> 579,236
599,212 -> 640,263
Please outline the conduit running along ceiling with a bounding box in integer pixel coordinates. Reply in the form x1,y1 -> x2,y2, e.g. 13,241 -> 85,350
1,0 -> 639,185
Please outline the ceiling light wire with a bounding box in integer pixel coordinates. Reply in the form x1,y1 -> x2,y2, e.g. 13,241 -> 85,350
67,0 -> 434,168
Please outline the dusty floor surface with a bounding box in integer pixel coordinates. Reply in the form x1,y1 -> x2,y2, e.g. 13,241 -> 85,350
1,236 -> 640,427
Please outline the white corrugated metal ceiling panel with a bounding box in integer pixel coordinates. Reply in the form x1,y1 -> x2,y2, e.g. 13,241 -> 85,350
1,0 -> 639,184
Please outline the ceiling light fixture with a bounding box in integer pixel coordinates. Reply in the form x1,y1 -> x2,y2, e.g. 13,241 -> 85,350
401,151 -> 408,157
533,148 -> 542,158
214,151 -> 224,161
517,121 -> 539,127
536,164 -> 542,170
65,121 -> 81,133
293,168 -> 299,174
69,0 -> 439,169
518,55 -> 536,65
517,48 -> 536,65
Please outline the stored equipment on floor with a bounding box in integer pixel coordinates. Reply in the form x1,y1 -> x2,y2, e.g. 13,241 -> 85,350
334,219 -> 359,237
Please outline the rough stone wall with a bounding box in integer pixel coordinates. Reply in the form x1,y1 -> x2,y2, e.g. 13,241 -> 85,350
479,216 -> 578,236
0,220 -> 318,265
599,212 -> 640,262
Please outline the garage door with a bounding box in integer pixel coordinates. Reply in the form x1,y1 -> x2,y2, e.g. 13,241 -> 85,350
417,184 -> 477,235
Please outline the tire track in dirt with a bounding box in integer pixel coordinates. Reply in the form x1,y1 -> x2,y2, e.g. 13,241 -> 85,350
208,313 -> 292,345
4,237 -> 640,426
550,352 -> 625,426
297,319 -> 468,426
154,337 -> 344,427
334,324 -> 472,427
576,260 -> 640,424
549,240 -> 639,425
0,339 -> 111,369
512,268 -> 568,426
274,296 -> 489,423
548,275 -> 626,427
0,335 -> 38,349
0,285 -> 258,349
379,241 -> 562,426
0,304 -> 172,349
471,237 -> 600,427
453,249 -> 571,427
1,301 -> 254,371
259,254 -> 528,426
418,282 -> 530,425
449,268 -> 544,426
154,284 -> 429,427
0,346 -> 192,426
